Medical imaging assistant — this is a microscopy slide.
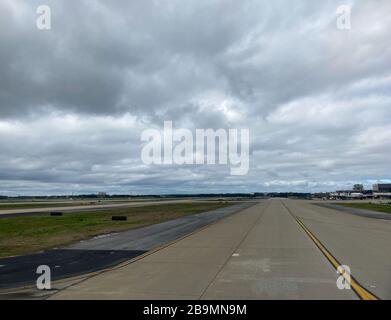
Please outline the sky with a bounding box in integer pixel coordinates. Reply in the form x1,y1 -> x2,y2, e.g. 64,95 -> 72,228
0,0 -> 390,195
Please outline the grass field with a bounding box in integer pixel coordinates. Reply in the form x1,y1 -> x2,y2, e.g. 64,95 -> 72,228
335,202 -> 391,214
0,202 -> 233,258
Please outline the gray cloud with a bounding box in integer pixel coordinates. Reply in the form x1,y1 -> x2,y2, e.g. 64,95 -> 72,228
0,0 -> 390,195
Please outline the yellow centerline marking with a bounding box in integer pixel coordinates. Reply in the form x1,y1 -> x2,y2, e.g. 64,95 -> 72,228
282,201 -> 379,301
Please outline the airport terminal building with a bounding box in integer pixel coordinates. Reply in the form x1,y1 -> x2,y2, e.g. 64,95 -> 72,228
329,184 -> 391,200
373,184 -> 391,193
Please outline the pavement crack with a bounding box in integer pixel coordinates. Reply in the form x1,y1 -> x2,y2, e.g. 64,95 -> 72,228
198,201 -> 270,300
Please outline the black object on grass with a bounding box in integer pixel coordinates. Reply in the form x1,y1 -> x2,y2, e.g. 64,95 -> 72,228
112,215 -> 127,221
50,212 -> 63,216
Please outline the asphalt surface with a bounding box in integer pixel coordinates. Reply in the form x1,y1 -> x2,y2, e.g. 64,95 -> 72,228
49,199 -> 390,300
0,202 -> 254,290
67,202 -> 255,251
313,202 -> 391,220
0,250 -> 145,290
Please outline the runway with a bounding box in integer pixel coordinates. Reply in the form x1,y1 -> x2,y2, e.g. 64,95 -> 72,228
0,202 -> 254,291
48,199 -> 390,300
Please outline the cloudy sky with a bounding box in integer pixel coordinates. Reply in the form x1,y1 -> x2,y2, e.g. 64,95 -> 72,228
0,0 -> 390,195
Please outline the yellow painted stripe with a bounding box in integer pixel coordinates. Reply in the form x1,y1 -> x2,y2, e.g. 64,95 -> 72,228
282,202 -> 379,301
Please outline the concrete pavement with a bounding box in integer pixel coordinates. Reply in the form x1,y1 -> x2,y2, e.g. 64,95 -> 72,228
286,199 -> 391,299
0,202 -> 253,290
49,199 -> 386,300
